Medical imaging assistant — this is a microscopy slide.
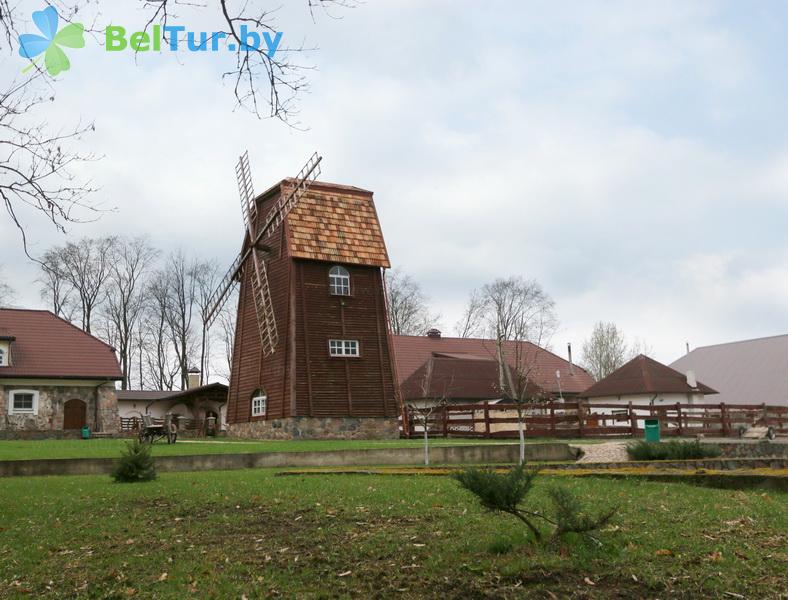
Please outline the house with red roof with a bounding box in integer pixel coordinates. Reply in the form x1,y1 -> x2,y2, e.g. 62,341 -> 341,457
581,354 -> 717,409
0,308 -> 121,436
392,329 -> 594,407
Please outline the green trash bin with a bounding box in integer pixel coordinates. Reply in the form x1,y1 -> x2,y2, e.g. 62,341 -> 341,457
81,426 -> 90,440
644,419 -> 660,442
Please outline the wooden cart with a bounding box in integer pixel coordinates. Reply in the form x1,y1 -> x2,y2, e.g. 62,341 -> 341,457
138,414 -> 178,444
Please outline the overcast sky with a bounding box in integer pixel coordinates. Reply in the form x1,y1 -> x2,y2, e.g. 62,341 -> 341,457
3,1 -> 788,365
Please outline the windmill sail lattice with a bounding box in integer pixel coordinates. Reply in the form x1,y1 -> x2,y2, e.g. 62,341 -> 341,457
204,151 -> 322,357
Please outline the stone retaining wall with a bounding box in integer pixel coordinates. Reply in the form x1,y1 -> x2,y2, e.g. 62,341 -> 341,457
0,442 -> 576,477
709,441 -> 788,458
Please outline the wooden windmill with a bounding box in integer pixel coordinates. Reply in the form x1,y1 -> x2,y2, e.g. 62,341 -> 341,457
205,152 -> 322,353
208,151 -> 400,439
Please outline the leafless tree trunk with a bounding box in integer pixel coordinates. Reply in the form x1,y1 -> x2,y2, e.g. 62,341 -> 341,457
454,288 -> 487,338
38,249 -> 75,319
385,268 -> 439,335
477,276 -> 558,464
142,272 -> 178,391
161,250 -> 199,389
194,260 -> 220,385
215,290 -> 239,383
103,237 -> 158,389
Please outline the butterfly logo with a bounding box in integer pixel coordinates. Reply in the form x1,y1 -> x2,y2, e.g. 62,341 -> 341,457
18,6 -> 85,76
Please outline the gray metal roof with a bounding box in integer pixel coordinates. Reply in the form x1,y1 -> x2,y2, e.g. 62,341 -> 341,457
670,334 -> 788,407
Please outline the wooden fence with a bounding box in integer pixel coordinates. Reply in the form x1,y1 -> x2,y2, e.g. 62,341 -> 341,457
120,416 -> 208,436
404,401 -> 788,439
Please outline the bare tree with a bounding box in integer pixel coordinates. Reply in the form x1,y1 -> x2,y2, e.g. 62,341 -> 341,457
38,248 -> 76,319
0,1 -> 101,254
407,359 -> 452,466
581,322 -> 652,380
103,237 -> 159,389
477,277 -> 559,464
454,288 -> 486,338
194,259 -> 220,385
54,236 -> 116,333
162,250 -> 199,389
385,268 -> 439,335
142,272 -> 179,391
0,265 -> 15,307
137,0 -> 356,124
214,289 -> 238,383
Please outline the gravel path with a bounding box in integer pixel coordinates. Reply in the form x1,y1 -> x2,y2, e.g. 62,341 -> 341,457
574,441 -> 629,463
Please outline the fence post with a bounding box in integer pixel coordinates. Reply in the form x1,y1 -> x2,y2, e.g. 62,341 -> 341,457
720,403 -> 729,437
442,406 -> 449,438
550,402 -> 556,436
629,401 -> 637,437
484,401 -> 491,438
577,400 -> 585,438
676,403 -> 683,437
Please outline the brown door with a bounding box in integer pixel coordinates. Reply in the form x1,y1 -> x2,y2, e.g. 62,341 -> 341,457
63,399 -> 87,430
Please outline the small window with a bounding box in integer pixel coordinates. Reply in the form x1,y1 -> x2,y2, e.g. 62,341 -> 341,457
251,391 -> 267,417
10,390 -> 38,415
329,266 -> 350,296
329,339 -> 360,357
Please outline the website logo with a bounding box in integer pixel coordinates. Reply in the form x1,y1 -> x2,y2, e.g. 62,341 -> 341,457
105,25 -> 283,57
18,7 -> 85,76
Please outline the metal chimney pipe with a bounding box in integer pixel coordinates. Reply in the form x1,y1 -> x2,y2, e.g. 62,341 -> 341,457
567,342 -> 575,375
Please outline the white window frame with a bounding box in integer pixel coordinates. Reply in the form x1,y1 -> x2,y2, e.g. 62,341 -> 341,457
329,339 -> 360,357
9,389 -> 39,416
328,265 -> 351,296
251,393 -> 267,417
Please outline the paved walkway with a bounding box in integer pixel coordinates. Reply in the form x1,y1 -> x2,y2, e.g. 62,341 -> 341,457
575,441 -> 629,463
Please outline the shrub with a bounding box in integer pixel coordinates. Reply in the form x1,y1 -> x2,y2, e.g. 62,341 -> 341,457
626,439 -> 721,461
453,465 -> 616,544
112,440 -> 157,483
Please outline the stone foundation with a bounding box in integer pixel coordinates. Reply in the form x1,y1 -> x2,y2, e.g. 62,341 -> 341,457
227,417 -> 400,440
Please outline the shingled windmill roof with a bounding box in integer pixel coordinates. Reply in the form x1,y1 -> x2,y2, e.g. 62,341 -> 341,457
582,354 -> 717,398
280,180 -> 390,268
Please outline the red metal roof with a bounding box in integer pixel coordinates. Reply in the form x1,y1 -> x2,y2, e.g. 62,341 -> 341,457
0,309 -> 121,380
392,334 -> 594,397
582,354 -> 717,398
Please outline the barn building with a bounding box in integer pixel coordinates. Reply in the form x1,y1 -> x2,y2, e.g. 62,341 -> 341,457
0,308 -> 121,437
226,180 -> 399,439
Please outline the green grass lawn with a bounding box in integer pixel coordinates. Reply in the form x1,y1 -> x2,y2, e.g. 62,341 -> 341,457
0,470 -> 784,598
0,437 -> 595,461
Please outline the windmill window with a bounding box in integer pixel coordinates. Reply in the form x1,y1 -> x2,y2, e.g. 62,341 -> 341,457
329,266 -> 351,296
251,390 -> 267,417
10,390 -> 38,415
329,339 -> 360,357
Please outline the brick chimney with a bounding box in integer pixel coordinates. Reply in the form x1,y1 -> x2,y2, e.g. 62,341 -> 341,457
187,367 -> 201,389
426,328 -> 442,339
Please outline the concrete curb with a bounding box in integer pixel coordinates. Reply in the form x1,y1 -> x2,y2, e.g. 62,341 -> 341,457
0,443 -> 576,477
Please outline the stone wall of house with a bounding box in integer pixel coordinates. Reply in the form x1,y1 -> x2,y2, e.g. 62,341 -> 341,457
227,417 -> 400,440
0,383 -> 118,435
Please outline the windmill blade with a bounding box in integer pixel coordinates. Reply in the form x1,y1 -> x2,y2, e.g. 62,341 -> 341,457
205,150 -> 259,327
251,249 -> 278,356
204,252 -> 243,327
237,151 -> 256,236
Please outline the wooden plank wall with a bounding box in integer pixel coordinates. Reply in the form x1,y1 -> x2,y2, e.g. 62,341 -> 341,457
294,261 -> 397,418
